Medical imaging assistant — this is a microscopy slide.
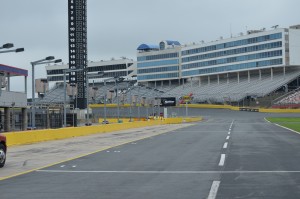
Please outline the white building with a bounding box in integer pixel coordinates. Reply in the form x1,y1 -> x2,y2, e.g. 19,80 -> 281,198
45,58 -> 137,85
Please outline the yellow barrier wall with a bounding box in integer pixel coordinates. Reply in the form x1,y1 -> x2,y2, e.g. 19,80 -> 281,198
4,117 -> 202,147
90,103 -> 300,113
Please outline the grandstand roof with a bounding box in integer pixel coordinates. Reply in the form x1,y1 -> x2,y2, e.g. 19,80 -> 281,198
0,64 -> 28,76
137,44 -> 159,51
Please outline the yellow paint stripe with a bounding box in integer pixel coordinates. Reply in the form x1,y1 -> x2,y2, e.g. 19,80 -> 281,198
0,124 -> 195,181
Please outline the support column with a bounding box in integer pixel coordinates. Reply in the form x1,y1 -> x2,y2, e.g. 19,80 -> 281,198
46,107 -> 50,129
6,73 -> 10,91
237,72 -> 240,83
248,71 -> 250,83
22,108 -> 28,131
199,77 -> 201,87
154,81 -> 157,88
227,73 -> 229,84
217,74 -> 220,85
4,107 -> 10,132
208,76 -> 210,85
283,66 -> 286,78
271,68 -> 273,80
191,77 -> 193,87
259,70 -> 262,80
25,76 -> 28,94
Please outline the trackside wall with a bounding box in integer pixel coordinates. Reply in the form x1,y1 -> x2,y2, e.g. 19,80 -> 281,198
4,117 -> 202,147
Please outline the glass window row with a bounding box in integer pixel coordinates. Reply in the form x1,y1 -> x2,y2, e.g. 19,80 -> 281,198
47,71 -> 128,82
137,52 -> 178,61
46,64 -> 128,75
182,50 -> 282,70
182,33 -> 282,56
137,72 -> 179,80
182,58 -> 283,76
137,59 -> 179,68
182,41 -> 282,63
138,66 -> 179,74
88,64 -> 127,72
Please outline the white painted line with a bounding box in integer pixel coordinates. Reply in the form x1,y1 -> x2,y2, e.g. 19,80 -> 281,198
223,142 -> 228,149
60,165 -> 65,168
226,136 -> 230,140
36,170 -> 300,174
229,128 -> 231,131
228,131 -> 231,135
207,181 -> 220,199
106,151 -> 110,152
218,154 -> 226,166
274,123 -> 300,135
72,165 -> 77,168
264,117 -> 271,123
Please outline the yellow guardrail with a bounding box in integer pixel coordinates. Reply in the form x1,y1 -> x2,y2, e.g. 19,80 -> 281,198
4,117 -> 202,147
90,103 -> 300,113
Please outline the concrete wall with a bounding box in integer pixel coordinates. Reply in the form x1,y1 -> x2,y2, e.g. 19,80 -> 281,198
0,91 -> 27,108
4,117 -> 202,147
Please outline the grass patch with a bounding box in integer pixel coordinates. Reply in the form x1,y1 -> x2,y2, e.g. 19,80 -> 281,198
266,117 -> 300,132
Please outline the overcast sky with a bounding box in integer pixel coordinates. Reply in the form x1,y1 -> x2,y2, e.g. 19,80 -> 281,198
0,0 -> 299,95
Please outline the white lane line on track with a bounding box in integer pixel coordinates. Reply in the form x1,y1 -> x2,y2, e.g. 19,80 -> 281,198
36,170 -> 300,174
207,181 -> 220,199
226,136 -> 230,140
218,154 -> 226,166
228,131 -> 231,135
223,142 -> 228,149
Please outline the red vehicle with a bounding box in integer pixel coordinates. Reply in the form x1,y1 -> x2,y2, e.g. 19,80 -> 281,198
0,134 -> 6,168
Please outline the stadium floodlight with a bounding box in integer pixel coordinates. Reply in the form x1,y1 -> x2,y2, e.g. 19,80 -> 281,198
15,48 -> 24,53
1,43 -> 14,49
0,43 -> 25,54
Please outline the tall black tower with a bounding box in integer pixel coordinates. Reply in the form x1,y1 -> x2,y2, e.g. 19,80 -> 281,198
68,0 -> 87,109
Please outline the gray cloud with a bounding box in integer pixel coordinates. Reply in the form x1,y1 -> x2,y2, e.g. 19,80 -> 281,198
0,0 -> 299,94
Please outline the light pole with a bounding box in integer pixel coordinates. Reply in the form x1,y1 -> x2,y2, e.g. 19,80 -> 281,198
63,68 -> 83,127
115,76 -> 125,123
102,76 -> 115,124
31,56 -> 61,129
0,43 -> 24,54
85,72 -> 104,125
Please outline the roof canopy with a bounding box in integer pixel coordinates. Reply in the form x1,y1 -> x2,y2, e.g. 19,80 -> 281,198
137,44 -> 159,51
0,64 -> 28,76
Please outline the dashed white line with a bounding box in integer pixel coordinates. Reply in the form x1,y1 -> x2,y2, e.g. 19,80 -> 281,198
207,181 -> 220,199
223,142 -> 228,149
60,165 -> 65,168
218,154 -> 226,166
226,136 -> 230,140
72,165 -> 77,168
228,131 -> 231,135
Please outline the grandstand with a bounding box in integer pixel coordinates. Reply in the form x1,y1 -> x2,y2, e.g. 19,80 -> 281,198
39,25 -> 300,109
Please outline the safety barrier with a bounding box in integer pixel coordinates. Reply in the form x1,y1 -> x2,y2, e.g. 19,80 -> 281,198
4,117 -> 202,147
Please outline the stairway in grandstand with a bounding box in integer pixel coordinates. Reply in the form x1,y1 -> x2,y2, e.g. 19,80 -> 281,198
162,69 -> 300,103
36,83 -> 66,104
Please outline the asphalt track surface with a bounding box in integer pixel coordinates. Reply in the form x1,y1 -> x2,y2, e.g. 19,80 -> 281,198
1,109 -> 300,199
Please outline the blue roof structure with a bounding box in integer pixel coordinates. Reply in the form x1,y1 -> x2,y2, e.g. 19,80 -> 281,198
0,64 -> 28,76
137,44 -> 159,51
165,40 -> 181,46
